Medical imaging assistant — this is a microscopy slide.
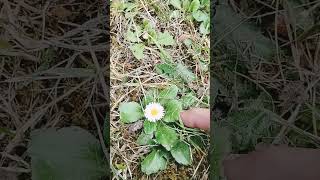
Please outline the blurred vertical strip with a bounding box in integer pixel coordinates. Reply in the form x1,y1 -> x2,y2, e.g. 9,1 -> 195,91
103,0 -> 111,179
209,0 -> 218,180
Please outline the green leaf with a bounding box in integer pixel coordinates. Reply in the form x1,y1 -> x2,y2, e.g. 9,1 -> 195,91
176,63 -> 196,83
137,132 -> 154,145
170,0 -> 182,9
125,30 -> 140,42
129,43 -> 145,60
141,150 -> 167,175
155,124 -> 178,150
157,31 -> 175,46
119,102 -> 144,123
214,2 -> 275,59
28,127 -> 108,180
188,0 -> 200,12
155,63 -> 176,78
143,89 -> 158,106
189,135 -> 206,149
192,10 -> 208,22
163,99 -> 182,122
171,141 -> 192,165
181,93 -> 197,109
182,0 -> 191,11
199,20 -> 210,35
144,121 -> 157,134
159,85 -> 179,102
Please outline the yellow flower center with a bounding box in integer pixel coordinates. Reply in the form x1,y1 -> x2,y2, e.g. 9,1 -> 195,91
150,108 -> 159,116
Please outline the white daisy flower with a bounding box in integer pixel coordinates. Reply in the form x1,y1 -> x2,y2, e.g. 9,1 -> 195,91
144,102 -> 165,122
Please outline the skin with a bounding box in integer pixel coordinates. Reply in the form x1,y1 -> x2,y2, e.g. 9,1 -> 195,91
180,108 -> 210,131
180,108 -> 320,180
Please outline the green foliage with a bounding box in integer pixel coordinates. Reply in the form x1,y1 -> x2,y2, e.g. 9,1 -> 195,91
176,63 -> 196,83
181,93 -> 197,109
159,85 -> 179,102
214,0 -> 275,59
28,127 -> 107,180
227,109 -> 272,150
170,0 -> 182,9
163,99 -> 182,122
137,132 -> 154,145
144,120 -> 157,134
155,63 -> 176,78
118,85 -> 196,175
157,31 -> 175,46
170,0 -> 210,35
125,30 -> 141,42
170,141 -> 192,165
188,0 -> 200,12
119,102 -> 144,123
141,149 -> 167,175
192,10 -> 208,22
143,89 -> 158,106
129,43 -> 145,60
155,123 -> 178,150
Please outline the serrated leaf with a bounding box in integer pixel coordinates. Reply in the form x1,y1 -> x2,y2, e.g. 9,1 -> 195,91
143,121 -> 157,134
28,127 -> 107,180
129,43 -> 145,60
176,63 -> 196,83
163,99 -> 182,122
181,93 -> 197,109
155,124 -> 178,150
171,141 -> 192,165
188,0 -> 200,12
137,132 -> 154,145
141,150 -> 167,175
170,0 -> 182,9
159,85 -> 179,102
192,10 -> 208,22
119,102 -> 144,123
155,63 -> 176,78
157,31 -> 175,46
125,30 -> 140,42
214,1 -> 275,59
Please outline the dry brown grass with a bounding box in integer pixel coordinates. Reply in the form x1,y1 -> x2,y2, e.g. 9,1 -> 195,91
0,0 -> 107,179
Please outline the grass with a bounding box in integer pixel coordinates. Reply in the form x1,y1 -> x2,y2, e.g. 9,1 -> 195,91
110,0 -> 209,178
0,0 -> 107,179
213,0 -> 320,179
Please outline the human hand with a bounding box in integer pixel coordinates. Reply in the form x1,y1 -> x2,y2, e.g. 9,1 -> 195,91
180,108 -> 210,131
223,145 -> 320,180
